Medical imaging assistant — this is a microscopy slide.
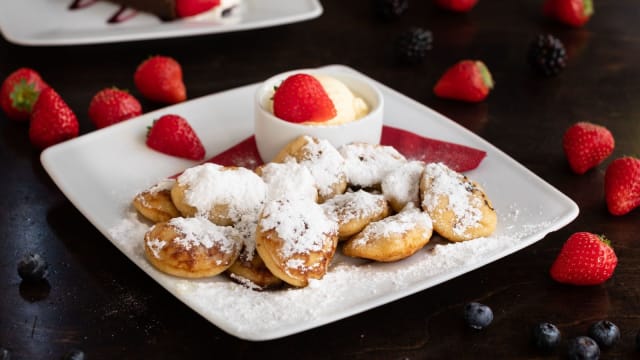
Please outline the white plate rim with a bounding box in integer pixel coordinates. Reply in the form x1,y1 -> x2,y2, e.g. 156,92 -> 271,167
0,0 -> 323,46
40,64 -> 579,341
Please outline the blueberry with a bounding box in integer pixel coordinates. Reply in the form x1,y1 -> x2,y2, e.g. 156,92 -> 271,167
62,349 -> 85,360
17,253 -> 49,282
567,336 -> 600,360
0,346 -> 10,360
532,322 -> 561,352
463,302 -> 493,329
588,320 -> 620,348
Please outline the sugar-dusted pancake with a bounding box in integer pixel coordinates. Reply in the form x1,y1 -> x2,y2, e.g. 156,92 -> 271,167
381,160 -> 425,213
342,206 -> 433,262
227,252 -> 284,290
226,213 -> 283,289
256,197 -> 339,287
321,189 -> 390,240
256,160 -> 318,202
144,217 -> 241,278
132,178 -> 181,223
272,135 -> 347,203
338,142 -> 407,189
420,162 -> 497,242
171,163 -> 267,226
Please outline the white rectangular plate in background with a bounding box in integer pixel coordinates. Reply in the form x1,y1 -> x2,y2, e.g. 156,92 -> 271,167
41,65 -> 578,341
0,0 -> 322,46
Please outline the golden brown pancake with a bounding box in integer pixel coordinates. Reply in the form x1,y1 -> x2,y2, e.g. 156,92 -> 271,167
342,207 -> 433,262
144,217 -> 241,278
132,178 -> 181,223
256,197 -> 338,287
420,162 -> 497,242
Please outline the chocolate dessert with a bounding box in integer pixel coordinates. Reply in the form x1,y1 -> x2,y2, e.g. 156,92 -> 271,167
105,0 -> 177,20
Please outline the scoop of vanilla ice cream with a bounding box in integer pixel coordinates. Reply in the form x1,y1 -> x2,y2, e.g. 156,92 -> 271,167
313,75 -> 369,125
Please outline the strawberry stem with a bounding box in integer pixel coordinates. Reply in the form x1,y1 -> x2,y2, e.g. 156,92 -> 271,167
583,0 -> 594,17
476,61 -> 494,89
598,234 -> 611,247
10,79 -> 40,113
146,119 -> 158,138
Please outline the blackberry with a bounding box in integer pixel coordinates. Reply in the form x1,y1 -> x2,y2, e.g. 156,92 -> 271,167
463,302 -> 493,330
567,336 -> 600,360
588,320 -> 621,348
532,322 -> 562,353
395,27 -> 433,65
374,0 -> 409,20
528,33 -> 567,77
17,253 -> 49,282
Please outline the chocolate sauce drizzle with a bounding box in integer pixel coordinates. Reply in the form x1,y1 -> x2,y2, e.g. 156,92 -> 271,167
69,0 -> 137,24
69,0 -> 98,9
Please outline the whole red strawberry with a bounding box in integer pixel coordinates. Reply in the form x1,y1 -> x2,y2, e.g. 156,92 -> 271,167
134,56 -> 186,104
550,232 -> 618,286
543,0 -> 593,27
272,73 -> 337,123
433,60 -> 493,103
604,156 -> 640,216
1,68 -> 49,121
175,0 -> 220,17
146,114 -> 205,160
29,88 -> 79,150
562,122 -> 614,174
88,87 -> 142,129
434,0 -> 478,12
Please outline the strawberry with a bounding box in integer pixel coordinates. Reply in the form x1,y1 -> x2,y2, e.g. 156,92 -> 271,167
562,122 -> 614,174
543,0 -> 593,27
434,0 -> 479,12
175,0 -> 220,18
272,73 -> 337,123
604,156 -> 640,216
1,68 -> 49,121
88,87 -> 142,129
550,232 -> 618,286
433,60 -> 493,103
28,88 -> 79,150
146,114 -> 205,160
134,56 -> 186,104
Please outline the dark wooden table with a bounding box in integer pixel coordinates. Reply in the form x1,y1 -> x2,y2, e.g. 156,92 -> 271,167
1,0 -> 639,358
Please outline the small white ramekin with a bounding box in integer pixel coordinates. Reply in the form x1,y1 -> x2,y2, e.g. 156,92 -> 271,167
254,68 -> 384,163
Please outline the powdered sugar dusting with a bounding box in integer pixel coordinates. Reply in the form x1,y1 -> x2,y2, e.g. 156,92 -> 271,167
292,136 -> 346,199
422,163 -> 482,236
233,213 -> 259,262
109,206 -> 562,339
321,189 -> 385,223
260,161 -> 317,201
352,207 -> 432,247
146,238 -> 166,259
259,198 -> 337,260
135,178 -> 175,208
163,217 -> 238,255
177,163 -> 266,222
381,160 -> 424,210
339,143 -> 407,188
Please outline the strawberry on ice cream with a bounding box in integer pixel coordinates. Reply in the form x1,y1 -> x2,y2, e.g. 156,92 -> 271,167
254,69 -> 384,163
270,73 -> 370,125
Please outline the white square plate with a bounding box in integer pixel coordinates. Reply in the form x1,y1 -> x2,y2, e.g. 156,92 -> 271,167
0,0 -> 322,46
41,64 -> 578,341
